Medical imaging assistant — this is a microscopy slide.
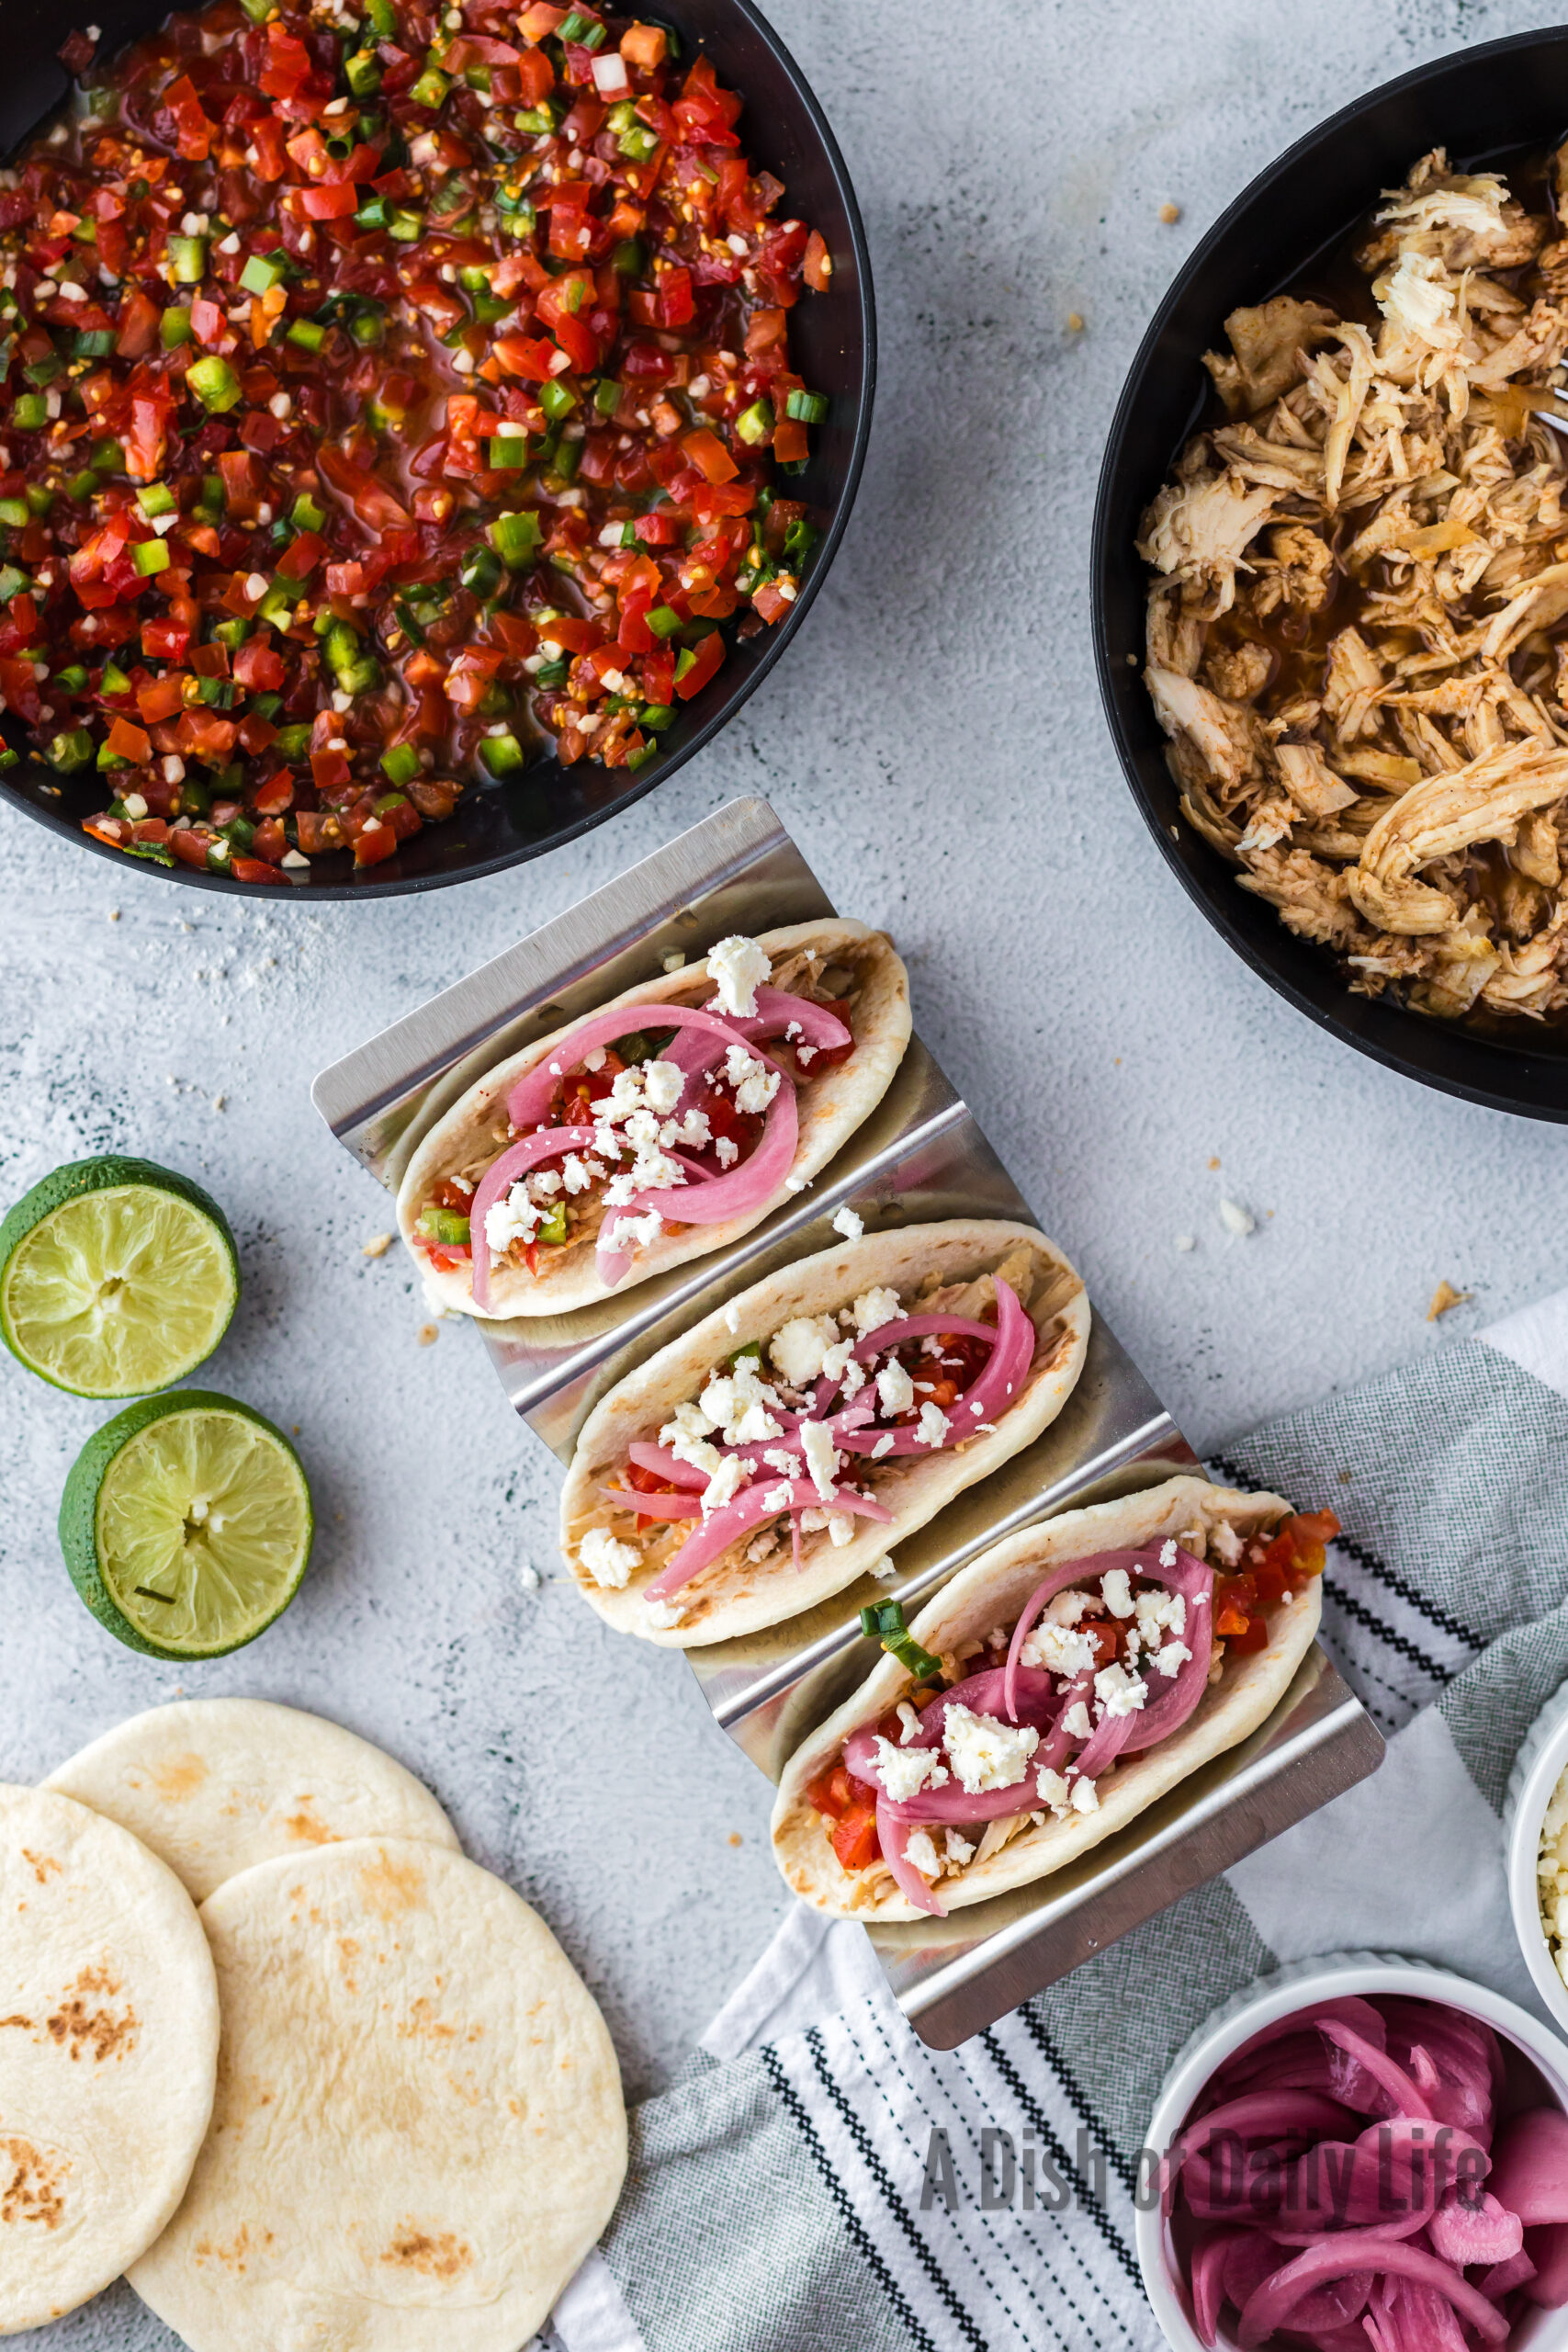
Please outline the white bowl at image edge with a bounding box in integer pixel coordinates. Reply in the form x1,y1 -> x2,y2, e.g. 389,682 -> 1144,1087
1506,1679 -> 1568,2042
1134,1949 -> 1568,2352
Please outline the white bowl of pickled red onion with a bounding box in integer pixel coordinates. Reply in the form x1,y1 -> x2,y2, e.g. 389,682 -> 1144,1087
1136,1951 -> 1568,2351
1506,1683 -> 1568,2045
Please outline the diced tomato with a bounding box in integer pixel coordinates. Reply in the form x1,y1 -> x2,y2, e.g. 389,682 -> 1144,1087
251,769 -> 295,816
230,854 -> 290,886
352,815 -> 400,866
674,628 -> 724,700
772,419 -> 809,465
136,673 -> 187,724
141,616 -> 190,662
116,288 -> 162,358
169,827 -> 216,869
829,1804 -> 881,1873
803,230 -> 832,293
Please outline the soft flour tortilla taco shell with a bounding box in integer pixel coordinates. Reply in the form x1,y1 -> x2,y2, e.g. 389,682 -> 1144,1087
561,1217 -> 1091,1648
0,1784 -> 219,2335
772,1476 -> 1319,1921
129,1838 -> 627,2352
397,920 -> 911,1319
45,1698 -> 460,1902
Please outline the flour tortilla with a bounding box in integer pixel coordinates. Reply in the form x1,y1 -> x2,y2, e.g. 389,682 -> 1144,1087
129,1838 -> 626,2352
0,1784 -> 219,2335
44,1699 -> 460,1903
561,1218 -> 1091,1647
398,920 -> 910,1319
773,1476 -> 1320,1920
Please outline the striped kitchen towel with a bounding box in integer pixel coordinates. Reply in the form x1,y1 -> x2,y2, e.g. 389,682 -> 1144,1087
541,1289 -> 1568,2352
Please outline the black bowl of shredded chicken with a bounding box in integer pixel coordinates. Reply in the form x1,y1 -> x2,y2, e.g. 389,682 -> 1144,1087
1095,30 -> 1568,1120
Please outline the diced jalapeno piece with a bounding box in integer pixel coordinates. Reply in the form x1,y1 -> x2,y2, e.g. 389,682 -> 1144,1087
480,729 -> 525,776
536,1202 -> 568,1245
10,395 -> 47,430
513,102 -> 558,134
286,317 -> 327,353
168,234 -> 208,283
344,47 -> 382,95
593,379 -> 622,416
735,398 -> 773,445
537,379 -> 577,424
160,307 -> 193,348
646,605 -> 682,639
290,492 -> 326,534
490,510 -> 542,570
137,481 -> 176,516
380,741 -> 421,786
640,702 -> 675,729
0,497 -> 28,529
459,542 -> 503,598
186,356 -> 242,413
418,1207 -> 471,1245
46,727 -> 95,773
239,252 -> 287,297
409,65 -> 449,107
73,329 -> 115,358
132,537 -> 171,576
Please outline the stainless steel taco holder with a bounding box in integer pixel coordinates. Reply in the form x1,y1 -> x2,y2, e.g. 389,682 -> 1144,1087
313,795 -> 1385,2049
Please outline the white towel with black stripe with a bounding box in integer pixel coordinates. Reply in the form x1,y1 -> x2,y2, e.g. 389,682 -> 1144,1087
534,1287 -> 1568,2352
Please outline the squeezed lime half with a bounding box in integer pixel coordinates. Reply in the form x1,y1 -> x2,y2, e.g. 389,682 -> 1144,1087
0,1155 -> 239,1397
60,1391 -> 312,1658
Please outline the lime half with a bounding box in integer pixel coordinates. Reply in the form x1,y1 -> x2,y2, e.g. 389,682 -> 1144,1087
0,1156 -> 239,1398
61,1392 -> 312,1658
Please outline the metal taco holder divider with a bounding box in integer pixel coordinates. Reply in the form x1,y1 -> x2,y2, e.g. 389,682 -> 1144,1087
313,796 -> 1385,2049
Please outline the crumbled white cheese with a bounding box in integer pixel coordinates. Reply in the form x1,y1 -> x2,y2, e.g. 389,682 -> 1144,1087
942,1704 -> 1039,1794
1062,1701 -> 1093,1740
1211,1520 -> 1244,1566
896,1701 -> 924,1745
1219,1196 -> 1256,1238
827,1512 -> 856,1546
1021,1621 -> 1099,1678
701,1455 -> 752,1516
581,1526 -> 639,1589
1046,1589 -> 1101,1626
1094,1662 -> 1147,1718
705,933 -> 771,1017
873,1736 -> 949,1802
903,1828 -> 942,1880
916,1402 -> 950,1450
761,1448 -> 803,1479
1135,1588 -> 1186,1645
770,1314 -> 840,1387
1036,1767 -> 1073,1816
1153,1641 -> 1192,1679
944,1828 -> 976,1868
869,1554 -> 898,1581
644,1598 -> 686,1629
800,1418 -> 840,1501
833,1205 -> 864,1241
1070,1775 -> 1100,1815
661,950 -> 686,973
723,1042 -> 780,1115
485,1183 -> 543,1256
697,1355 -> 784,1446
640,1057 -> 683,1114
1100,1568 -> 1135,1619
875,1358 -> 915,1417
870,1434 -> 896,1460
852,1286 -> 902,1337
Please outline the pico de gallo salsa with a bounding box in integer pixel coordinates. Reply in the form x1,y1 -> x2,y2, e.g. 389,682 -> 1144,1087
0,0 -> 831,882
807,1508 -> 1338,1905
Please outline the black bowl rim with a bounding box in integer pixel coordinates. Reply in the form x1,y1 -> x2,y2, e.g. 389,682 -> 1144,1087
3,0 -> 877,900
1091,24 -> 1568,1125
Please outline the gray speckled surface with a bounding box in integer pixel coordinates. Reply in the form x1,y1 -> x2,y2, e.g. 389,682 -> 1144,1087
6,1 -> 1568,2341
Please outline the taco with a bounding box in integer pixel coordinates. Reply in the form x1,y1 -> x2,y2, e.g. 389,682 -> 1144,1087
559,1217 -> 1091,1647
398,922 -> 910,1318
772,1476 -> 1335,1918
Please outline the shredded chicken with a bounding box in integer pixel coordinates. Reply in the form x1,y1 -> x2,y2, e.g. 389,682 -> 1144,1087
1137,147 -> 1568,1023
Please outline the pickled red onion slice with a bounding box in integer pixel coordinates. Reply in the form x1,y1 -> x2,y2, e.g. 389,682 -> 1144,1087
643,1476 -> 892,1602
878,1803 -> 945,1916
836,1282 -> 1035,1460
598,1484 -> 701,1521
505,1004 -> 756,1130
468,1124 -> 600,1311
1235,2236 -> 1508,2346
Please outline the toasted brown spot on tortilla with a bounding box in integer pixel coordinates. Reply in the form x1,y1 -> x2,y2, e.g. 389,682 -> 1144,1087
356,1849 -> 426,1920
20,1849 -> 61,1884
1,2137 -> 68,2229
282,1797 -> 335,1846
47,1965 -> 138,2063
146,1752 -> 210,1803
398,1996 -> 456,2041
193,2223 -> 253,2271
382,2228 -> 473,2280
0,2015 -> 32,2031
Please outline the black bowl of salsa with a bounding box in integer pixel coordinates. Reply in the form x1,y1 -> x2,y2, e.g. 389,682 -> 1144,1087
1094,28 -> 1568,1123
0,0 -> 874,896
